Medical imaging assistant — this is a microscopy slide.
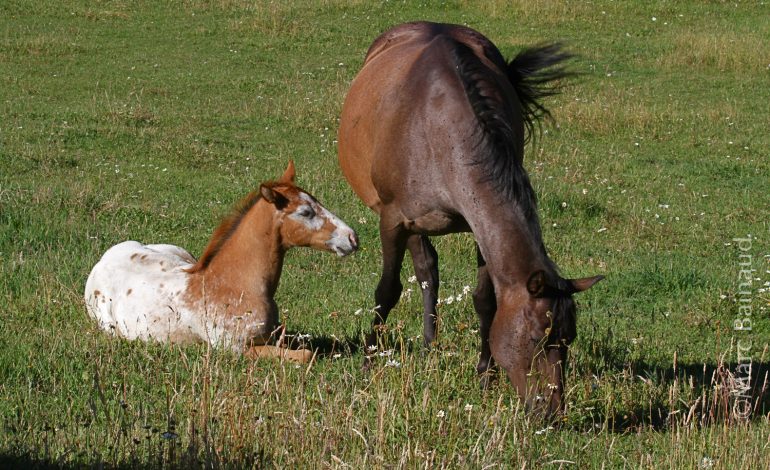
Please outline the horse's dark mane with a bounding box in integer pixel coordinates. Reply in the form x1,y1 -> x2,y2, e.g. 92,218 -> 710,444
452,40 -> 538,219
186,190 -> 264,273
452,37 -> 574,275
452,39 -> 573,209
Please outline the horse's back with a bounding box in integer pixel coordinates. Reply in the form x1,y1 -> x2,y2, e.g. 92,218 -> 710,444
339,22 -> 499,223
84,241 -> 196,341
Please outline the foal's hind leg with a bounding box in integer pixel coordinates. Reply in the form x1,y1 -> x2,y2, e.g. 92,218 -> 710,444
364,213 -> 409,365
407,234 -> 439,347
473,246 -> 497,388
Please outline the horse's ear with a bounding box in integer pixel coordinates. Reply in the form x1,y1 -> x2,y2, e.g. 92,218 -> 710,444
279,160 -> 296,184
526,270 -> 547,297
260,184 -> 289,209
567,275 -> 604,294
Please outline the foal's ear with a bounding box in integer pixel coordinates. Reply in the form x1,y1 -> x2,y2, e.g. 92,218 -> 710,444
279,160 -> 296,184
567,275 -> 604,294
526,270 -> 547,297
260,184 -> 289,209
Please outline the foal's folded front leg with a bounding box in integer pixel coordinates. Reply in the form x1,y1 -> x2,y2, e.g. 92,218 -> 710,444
244,345 -> 313,363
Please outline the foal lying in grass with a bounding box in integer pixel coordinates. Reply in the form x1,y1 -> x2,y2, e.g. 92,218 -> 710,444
85,162 -> 358,362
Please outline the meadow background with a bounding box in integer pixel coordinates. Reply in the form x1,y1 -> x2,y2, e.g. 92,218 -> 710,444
1,0 -> 769,468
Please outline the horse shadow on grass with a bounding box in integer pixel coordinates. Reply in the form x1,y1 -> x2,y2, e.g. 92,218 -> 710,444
566,347 -> 770,433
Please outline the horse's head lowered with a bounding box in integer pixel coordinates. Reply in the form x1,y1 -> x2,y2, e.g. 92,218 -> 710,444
491,270 -> 603,416
260,161 -> 358,256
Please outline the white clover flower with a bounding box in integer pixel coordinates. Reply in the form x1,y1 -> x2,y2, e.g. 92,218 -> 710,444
445,296 -> 455,305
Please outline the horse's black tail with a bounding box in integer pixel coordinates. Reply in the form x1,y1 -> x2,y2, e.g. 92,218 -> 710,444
507,43 -> 575,142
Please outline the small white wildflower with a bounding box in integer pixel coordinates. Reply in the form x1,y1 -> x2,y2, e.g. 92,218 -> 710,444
561,201 -> 567,208
597,227 -> 607,233
445,295 -> 455,305
408,275 -> 417,283
462,285 -> 471,295
378,349 -> 393,357
421,281 -> 429,290
367,345 -> 377,352
582,188 -> 588,195
354,308 -> 363,316
358,217 -> 366,224
534,426 -> 554,435
436,410 -> 445,419
464,404 -> 473,412
385,359 -> 400,368
332,353 -> 342,359
700,457 -> 714,469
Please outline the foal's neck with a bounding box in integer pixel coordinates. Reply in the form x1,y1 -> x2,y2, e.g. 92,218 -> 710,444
196,200 -> 285,304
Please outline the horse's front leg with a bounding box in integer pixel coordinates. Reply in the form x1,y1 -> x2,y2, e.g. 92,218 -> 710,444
406,234 -> 439,347
473,246 -> 497,388
364,212 -> 409,368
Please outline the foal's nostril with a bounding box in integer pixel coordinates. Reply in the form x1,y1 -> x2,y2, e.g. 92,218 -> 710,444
349,232 -> 359,250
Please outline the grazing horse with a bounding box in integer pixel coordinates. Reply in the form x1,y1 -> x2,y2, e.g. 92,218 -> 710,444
85,162 -> 358,362
338,22 -> 602,414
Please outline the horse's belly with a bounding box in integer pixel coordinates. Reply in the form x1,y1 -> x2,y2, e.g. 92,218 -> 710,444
402,209 -> 470,235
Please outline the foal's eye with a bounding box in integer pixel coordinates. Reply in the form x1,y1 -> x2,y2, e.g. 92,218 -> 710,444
296,206 -> 316,219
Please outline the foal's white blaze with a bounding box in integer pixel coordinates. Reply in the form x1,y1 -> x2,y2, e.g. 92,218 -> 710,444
293,192 -> 358,256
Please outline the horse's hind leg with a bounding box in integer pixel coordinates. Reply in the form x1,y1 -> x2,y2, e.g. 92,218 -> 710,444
473,246 -> 497,388
407,234 -> 439,347
365,213 -> 409,364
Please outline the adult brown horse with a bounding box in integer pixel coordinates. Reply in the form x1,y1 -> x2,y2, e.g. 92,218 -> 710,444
338,22 -> 603,415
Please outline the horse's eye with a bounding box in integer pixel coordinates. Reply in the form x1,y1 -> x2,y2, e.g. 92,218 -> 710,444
297,206 -> 316,219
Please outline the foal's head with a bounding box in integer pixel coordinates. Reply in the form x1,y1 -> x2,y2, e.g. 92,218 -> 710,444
260,161 -> 358,256
491,270 -> 603,417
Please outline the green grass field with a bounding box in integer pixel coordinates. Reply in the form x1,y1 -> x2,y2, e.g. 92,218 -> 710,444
2,0 -> 769,467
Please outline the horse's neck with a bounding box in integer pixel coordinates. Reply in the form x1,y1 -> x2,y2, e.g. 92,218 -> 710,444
196,201 -> 285,306
470,203 -> 549,287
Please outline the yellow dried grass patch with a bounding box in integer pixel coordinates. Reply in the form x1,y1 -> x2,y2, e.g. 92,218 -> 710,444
658,30 -> 769,73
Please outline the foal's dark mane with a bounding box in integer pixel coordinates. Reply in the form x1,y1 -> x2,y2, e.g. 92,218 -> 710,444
186,190 -> 264,273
